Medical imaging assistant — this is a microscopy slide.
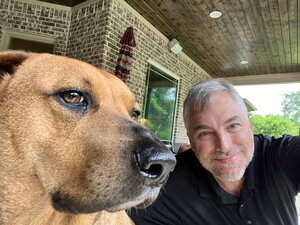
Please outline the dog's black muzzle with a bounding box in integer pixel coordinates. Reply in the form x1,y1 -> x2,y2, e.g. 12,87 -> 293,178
131,125 -> 176,186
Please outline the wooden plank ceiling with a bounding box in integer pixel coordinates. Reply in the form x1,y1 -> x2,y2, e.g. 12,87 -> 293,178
124,0 -> 300,78
39,0 -> 300,79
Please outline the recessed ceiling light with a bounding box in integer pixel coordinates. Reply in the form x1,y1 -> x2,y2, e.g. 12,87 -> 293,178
209,11 -> 222,18
240,60 -> 249,65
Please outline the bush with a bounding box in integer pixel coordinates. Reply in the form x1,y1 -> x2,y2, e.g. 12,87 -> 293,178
250,114 -> 298,136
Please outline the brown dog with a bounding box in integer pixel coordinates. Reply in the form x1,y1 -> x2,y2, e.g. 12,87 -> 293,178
0,51 -> 176,225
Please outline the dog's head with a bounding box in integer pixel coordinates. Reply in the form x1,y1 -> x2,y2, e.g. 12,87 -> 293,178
0,51 -> 176,214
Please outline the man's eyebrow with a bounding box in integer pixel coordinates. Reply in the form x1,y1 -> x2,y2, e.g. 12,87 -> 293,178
225,115 -> 240,124
193,116 -> 241,131
194,124 -> 210,131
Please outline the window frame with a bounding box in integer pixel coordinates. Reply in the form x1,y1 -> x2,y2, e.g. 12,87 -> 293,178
143,59 -> 180,146
0,30 -> 55,52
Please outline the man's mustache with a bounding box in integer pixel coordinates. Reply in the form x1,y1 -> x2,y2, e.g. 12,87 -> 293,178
208,146 -> 247,160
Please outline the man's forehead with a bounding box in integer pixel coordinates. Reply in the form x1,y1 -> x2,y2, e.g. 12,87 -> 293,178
192,115 -> 242,131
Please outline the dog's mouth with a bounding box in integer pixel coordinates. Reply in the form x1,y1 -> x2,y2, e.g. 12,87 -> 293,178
51,191 -> 80,214
51,181 -> 165,214
105,186 -> 162,212
51,191 -> 103,214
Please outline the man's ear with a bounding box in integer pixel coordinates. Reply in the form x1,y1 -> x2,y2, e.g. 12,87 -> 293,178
0,51 -> 32,78
186,131 -> 193,145
248,115 -> 253,131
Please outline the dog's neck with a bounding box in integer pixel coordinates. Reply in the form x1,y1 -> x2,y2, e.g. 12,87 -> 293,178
0,136 -> 131,225
16,206 -> 97,225
0,146 -> 92,225
29,209 -> 131,225
0,170 -> 131,225
1,203 -> 131,225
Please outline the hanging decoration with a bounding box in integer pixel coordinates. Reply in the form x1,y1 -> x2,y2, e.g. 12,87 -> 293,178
115,27 -> 136,82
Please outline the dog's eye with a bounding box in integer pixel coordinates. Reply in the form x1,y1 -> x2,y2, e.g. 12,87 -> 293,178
54,89 -> 91,114
131,109 -> 141,121
62,91 -> 84,105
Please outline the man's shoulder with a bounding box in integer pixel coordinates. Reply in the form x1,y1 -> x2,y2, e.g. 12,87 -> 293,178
253,134 -> 300,162
254,134 -> 300,148
175,149 -> 198,164
174,149 -> 205,176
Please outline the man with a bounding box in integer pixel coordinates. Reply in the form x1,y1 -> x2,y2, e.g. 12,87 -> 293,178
128,79 -> 300,225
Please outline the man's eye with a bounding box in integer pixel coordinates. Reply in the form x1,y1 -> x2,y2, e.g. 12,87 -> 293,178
199,131 -> 211,137
229,123 -> 240,129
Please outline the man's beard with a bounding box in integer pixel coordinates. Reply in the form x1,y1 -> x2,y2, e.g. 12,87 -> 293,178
205,146 -> 253,182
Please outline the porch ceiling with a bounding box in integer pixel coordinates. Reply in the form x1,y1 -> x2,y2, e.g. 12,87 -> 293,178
39,0 -> 300,82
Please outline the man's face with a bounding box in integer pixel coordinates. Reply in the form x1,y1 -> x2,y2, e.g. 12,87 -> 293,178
187,90 -> 254,182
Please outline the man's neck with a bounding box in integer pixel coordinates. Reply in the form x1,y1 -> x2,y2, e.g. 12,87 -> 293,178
214,176 -> 245,197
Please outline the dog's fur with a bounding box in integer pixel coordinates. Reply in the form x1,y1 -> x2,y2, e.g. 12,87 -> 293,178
0,51 -> 176,225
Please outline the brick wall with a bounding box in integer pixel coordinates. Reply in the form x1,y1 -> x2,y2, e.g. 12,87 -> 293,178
66,0 -> 110,68
0,0 -> 71,55
0,0 -> 211,143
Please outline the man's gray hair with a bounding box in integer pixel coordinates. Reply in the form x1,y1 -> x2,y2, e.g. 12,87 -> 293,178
183,79 -> 248,128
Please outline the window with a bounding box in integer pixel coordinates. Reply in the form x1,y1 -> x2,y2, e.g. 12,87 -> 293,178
142,62 -> 179,145
0,30 -> 55,53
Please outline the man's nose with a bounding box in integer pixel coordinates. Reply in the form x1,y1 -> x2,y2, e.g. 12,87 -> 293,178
216,131 -> 231,152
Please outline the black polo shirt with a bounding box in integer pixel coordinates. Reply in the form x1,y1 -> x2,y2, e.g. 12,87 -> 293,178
128,135 -> 300,225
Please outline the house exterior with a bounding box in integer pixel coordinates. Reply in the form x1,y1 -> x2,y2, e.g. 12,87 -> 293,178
0,0 -> 213,145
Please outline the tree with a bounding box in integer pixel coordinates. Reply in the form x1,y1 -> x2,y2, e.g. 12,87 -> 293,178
281,91 -> 300,124
250,114 -> 298,136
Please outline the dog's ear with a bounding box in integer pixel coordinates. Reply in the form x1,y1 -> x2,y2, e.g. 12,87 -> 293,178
0,51 -> 32,79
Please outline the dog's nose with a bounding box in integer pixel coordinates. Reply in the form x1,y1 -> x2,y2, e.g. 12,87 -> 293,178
135,146 -> 176,184
130,125 -> 176,184
135,144 -> 176,186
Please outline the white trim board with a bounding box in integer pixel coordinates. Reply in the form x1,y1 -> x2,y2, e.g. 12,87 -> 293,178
0,30 -> 56,51
225,73 -> 300,85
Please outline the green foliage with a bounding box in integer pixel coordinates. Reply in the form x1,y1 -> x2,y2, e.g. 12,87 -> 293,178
144,87 -> 176,142
250,114 -> 298,136
281,91 -> 300,124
